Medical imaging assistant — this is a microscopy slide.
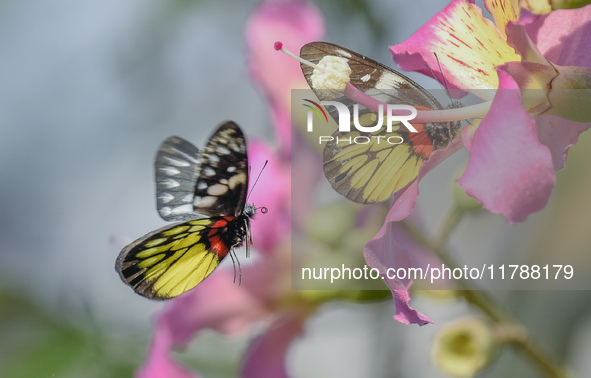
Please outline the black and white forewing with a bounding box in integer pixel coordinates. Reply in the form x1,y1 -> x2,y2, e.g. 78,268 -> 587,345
192,121 -> 249,218
155,136 -> 201,221
299,42 -> 444,123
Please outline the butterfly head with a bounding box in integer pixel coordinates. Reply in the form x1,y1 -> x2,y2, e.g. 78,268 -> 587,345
243,203 -> 257,219
239,203 -> 267,258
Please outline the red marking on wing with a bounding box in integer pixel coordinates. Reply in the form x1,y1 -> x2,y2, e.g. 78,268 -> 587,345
207,217 -> 235,258
408,106 -> 433,159
409,132 -> 434,159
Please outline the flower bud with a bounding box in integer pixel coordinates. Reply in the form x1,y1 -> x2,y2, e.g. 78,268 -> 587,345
432,318 -> 498,377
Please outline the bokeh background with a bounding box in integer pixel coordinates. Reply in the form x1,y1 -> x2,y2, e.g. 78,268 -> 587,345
2,0 -> 591,377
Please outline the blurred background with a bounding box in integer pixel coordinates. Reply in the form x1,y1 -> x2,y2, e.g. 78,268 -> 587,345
2,0 -> 591,377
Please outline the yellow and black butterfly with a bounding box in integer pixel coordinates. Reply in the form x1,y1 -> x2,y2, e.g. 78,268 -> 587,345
116,121 -> 258,300
300,42 -> 460,203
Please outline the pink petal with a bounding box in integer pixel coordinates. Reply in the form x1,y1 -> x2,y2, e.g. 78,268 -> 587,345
504,22 -> 548,65
390,0 -> 519,97
246,0 -> 324,150
364,222 -> 436,326
393,290 -> 434,326
364,223 -> 413,291
499,61 -> 555,114
522,5 -> 591,68
137,319 -> 198,378
483,0 -> 520,37
156,271 -> 270,348
536,115 -> 591,171
247,139 -> 291,255
241,313 -> 305,378
458,69 -> 555,223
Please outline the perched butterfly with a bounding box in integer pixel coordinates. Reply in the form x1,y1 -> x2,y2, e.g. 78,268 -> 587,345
299,42 -> 460,203
116,121 -> 261,300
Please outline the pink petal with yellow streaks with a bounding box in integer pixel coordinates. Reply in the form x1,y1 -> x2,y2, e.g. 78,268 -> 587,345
483,0 -> 521,37
391,0 -> 520,97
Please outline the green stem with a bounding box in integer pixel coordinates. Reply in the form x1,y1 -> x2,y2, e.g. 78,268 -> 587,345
400,211 -> 567,378
507,333 -> 568,378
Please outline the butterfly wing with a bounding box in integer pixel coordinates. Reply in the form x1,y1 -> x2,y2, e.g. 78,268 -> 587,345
116,217 -> 238,300
300,42 -> 444,119
155,136 -> 202,221
192,121 -> 249,218
300,42 -> 456,203
323,123 -> 434,203
118,122 -> 252,299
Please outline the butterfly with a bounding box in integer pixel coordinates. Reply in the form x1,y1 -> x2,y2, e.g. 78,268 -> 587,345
116,121 -> 260,300
299,42 -> 460,203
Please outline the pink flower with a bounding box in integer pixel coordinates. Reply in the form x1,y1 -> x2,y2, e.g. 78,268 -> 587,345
247,139 -> 291,255
246,0 -> 324,153
138,1 -> 325,376
138,249 -> 292,377
241,311 -> 307,378
366,0 -> 591,322
390,0 -> 591,223
364,220 -> 437,326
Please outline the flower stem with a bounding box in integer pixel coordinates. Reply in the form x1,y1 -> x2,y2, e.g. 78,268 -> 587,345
400,210 -> 567,378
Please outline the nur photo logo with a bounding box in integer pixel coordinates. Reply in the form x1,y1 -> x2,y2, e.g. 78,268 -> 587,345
303,98 -> 419,145
303,99 -> 328,127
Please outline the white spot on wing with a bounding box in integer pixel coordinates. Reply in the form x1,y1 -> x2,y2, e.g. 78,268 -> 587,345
207,183 -> 228,196
360,74 -> 371,82
164,156 -> 190,167
336,49 -> 352,58
215,145 -> 231,155
158,192 -> 174,204
203,167 -> 216,177
228,173 -> 246,190
375,71 -> 408,90
228,142 -> 241,153
227,166 -> 236,173
193,196 -> 217,207
162,179 -> 180,188
159,166 -> 181,176
197,181 -> 207,190
181,194 -> 193,203
171,204 -> 193,214
208,154 -> 220,163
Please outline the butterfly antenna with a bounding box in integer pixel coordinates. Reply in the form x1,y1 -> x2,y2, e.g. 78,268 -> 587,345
246,160 -> 269,201
433,53 -> 450,92
433,52 -> 457,107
